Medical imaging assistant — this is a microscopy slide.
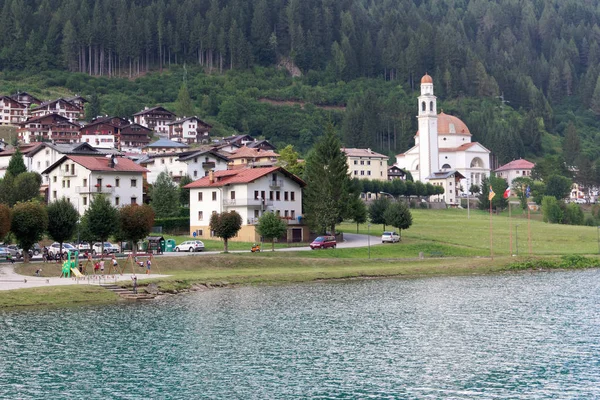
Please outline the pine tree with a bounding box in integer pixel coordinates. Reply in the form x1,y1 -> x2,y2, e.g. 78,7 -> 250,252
151,171 -> 180,218
7,149 -> 26,176
304,123 -> 351,235
85,93 -> 101,121
590,74 -> 600,115
563,123 -> 581,166
175,83 -> 194,117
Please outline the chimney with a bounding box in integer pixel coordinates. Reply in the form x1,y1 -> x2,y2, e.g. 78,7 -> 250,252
109,155 -> 115,168
208,170 -> 215,183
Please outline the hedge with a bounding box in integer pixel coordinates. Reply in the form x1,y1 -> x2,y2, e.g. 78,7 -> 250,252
154,217 -> 190,233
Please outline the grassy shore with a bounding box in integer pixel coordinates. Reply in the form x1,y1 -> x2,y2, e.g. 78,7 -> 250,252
3,207 -> 600,309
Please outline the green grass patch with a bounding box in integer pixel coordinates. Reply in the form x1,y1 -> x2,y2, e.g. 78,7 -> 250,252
0,285 -> 118,309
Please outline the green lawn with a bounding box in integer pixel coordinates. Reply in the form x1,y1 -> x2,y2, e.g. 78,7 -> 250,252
339,208 -> 598,256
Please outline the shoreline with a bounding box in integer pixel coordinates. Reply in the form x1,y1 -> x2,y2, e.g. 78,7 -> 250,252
2,254 -> 598,310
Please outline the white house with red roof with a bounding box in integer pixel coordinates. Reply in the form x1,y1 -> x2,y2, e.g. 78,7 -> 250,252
42,154 -> 147,215
395,73 -> 491,194
495,158 -> 535,184
184,166 -> 307,243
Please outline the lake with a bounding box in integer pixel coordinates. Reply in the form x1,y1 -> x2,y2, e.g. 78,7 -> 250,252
1,269 -> 600,399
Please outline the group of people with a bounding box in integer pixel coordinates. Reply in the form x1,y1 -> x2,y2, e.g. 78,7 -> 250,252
134,256 -> 152,274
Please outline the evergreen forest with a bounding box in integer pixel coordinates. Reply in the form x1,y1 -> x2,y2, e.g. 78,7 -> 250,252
1,0 -> 600,171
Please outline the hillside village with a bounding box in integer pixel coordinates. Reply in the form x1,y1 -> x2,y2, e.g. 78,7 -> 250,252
0,75 -> 589,242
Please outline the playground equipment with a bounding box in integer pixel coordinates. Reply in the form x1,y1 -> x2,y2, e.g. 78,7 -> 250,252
125,253 -> 160,275
60,249 -> 79,278
251,244 -> 261,252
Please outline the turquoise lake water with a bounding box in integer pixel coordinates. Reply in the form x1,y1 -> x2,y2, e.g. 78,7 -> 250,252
1,269 -> 600,399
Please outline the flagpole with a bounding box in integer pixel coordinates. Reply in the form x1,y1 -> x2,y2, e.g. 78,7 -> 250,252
509,201 -> 512,255
528,206 -> 532,256
490,194 -> 493,260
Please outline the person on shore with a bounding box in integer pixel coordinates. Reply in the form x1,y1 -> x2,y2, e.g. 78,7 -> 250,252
100,260 -> 105,275
94,261 -> 100,275
42,247 -> 48,263
145,259 -> 151,275
78,262 -> 83,274
112,255 -> 119,274
35,268 -> 42,277
132,275 -> 138,294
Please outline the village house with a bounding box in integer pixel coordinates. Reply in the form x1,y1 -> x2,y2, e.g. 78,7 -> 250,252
17,114 -> 80,144
388,165 -> 406,180
227,146 -> 279,168
427,170 -> 466,204
167,116 -> 212,144
80,116 -> 152,150
30,98 -> 83,121
0,142 -> 42,178
64,95 -> 88,110
185,166 -> 307,242
133,106 -> 176,135
495,159 -> 535,184
138,148 -> 229,184
143,138 -> 190,154
10,92 -> 42,108
0,96 -> 27,125
42,154 -> 147,215
342,148 -> 389,181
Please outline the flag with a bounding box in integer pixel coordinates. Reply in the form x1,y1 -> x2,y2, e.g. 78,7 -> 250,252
488,187 -> 496,201
525,185 -> 531,198
503,188 -> 511,199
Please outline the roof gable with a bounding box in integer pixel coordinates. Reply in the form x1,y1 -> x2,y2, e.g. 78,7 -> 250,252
42,155 -> 148,175
185,166 -> 305,189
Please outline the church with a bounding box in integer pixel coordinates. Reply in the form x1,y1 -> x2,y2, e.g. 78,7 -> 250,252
395,73 -> 491,203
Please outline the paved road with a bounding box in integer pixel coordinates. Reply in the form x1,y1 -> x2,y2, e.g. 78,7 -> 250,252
0,233 -> 380,291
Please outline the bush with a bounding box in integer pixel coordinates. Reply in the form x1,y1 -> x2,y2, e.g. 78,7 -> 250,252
419,202 -> 428,209
585,216 -> 596,226
154,217 -> 189,233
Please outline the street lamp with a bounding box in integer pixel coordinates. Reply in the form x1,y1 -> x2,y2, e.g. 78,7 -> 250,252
368,223 -> 371,259
379,191 -> 394,200
597,226 -> 600,254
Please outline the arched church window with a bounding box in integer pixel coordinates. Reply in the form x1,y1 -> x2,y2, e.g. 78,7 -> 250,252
430,101 -> 433,111
421,102 -> 426,111
442,164 -> 451,169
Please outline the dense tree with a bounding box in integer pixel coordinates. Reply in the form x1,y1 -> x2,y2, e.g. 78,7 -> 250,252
563,123 -> 581,166
209,211 -> 242,252
175,83 -> 194,117
369,196 -> 390,230
85,92 -> 101,121
348,196 -> 368,233
0,204 -> 10,240
542,196 -> 563,224
47,198 -> 79,257
7,150 -> 26,177
178,175 -> 193,207
277,145 -> 304,176
544,175 -> 572,200
11,201 -> 48,262
84,194 -> 118,257
478,175 -> 509,210
119,204 -> 155,255
256,212 -> 287,251
383,201 -> 412,239
303,123 -> 351,235
151,171 -> 180,218
13,173 -> 42,205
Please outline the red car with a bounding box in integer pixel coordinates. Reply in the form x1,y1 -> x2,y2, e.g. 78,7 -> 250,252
310,236 -> 337,249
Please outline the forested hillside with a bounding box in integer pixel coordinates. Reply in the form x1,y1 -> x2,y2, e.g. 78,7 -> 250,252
1,0 -> 600,166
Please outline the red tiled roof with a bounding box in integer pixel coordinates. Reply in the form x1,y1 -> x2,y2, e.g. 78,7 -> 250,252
416,112 -> 471,137
495,158 -> 535,172
228,146 -> 279,159
185,166 -> 305,188
68,155 -> 148,172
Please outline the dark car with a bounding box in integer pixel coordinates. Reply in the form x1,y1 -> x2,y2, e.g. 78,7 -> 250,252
310,236 -> 337,250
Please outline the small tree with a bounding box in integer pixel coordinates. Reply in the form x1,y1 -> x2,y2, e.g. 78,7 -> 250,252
47,198 -> 79,257
84,194 -> 119,258
256,212 -> 287,251
209,211 -> 242,252
469,184 -> 480,195
277,144 -> 304,176
369,196 -> 390,230
11,201 -> 48,262
0,204 -> 11,240
119,204 -> 155,255
6,149 -> 27,177
348,196 -> 368,233
151,171 -> 180,218
179,175 -> 193,207
545,175 -> 572,200
383,201 -> 413,239
542,196 -> 563,223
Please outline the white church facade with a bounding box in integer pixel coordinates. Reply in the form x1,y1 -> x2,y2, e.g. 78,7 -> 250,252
395,73 -> 491,202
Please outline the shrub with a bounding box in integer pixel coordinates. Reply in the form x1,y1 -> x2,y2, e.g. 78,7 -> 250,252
154,217 -> 189,233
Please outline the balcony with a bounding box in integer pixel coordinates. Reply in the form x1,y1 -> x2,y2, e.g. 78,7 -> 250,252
202,161 -> 215,169
269,179 -> 284,188
223,198 -> 273,207
76,186 -> 114,194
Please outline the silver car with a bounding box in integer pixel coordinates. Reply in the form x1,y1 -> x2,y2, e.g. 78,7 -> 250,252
175,240 -> 205,252
381,231 -> 400,243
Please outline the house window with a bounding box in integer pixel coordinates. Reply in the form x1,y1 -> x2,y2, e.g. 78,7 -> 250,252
53,176 -> 57,183
360,160 -> 364,165
198,211 -> 203,220
198,192 -> 203,201
354,171 -> 358,175
361,171 -> 365,175
276,210 -> 280,216
367,161 -> 371,166
83,178 -> 87,187
52,190 -> 57,199
291,210 -> 296,218
276,191 -> 281,201
62,181 -> 65,188
269,191 -> 274,201
284,192 -> 289,201
291,192 -> 295,201
67,180 -> 71,188
212,191 -> 217,201
37,161 -> 40,169
115,178 -> 120,187
161,159 -> 165,165
115,197 -> 120,206
254,190 -> 259,200
353,160 -> 357,165
131,179 -> 137,187
83,197 -> 87,206
64,164 -> 69,172
194,170 -> 197,177
284,210 -> 289,217
367,171 -> 371,176
230,191 -> 235,200
131,197 -> 137,205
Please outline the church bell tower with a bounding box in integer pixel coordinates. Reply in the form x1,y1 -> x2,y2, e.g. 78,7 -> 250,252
417,73 -> 439,181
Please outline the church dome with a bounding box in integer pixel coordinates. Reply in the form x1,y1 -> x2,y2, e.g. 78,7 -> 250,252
415,112 -> 471,137
421,74 -> 433,84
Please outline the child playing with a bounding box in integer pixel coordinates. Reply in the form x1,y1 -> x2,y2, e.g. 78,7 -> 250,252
145,259 -> 151,275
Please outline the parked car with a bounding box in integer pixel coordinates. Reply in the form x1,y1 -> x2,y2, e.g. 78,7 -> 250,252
92,242 -> 119,255
5,245 -> 24,258
310,236 -> 337,250
381,231 -> 400,243
77,242 -> 91,251
30,243 -> 41,256
47,242 -> 76,258
175,240 -> 205,252
0,247 -> 10,258
575,198 -> 587,204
